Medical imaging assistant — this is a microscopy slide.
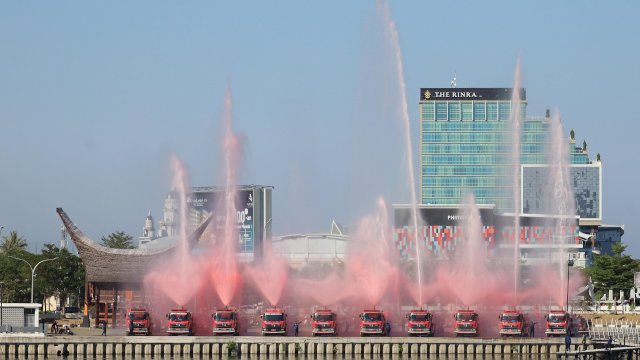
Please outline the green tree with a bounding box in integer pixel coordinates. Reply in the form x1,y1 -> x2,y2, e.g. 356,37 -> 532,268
4,251 -> 40,303
1,230 -> 28,253
101,231 -> 135,249
39,244 -> 85,308
585,243 -> 640,300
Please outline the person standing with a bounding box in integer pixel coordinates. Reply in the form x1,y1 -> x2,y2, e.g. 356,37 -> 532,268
293,322 -> 299,336
101,321 -> 107,336
564,333 -> 572,353
529,322 -> 535,337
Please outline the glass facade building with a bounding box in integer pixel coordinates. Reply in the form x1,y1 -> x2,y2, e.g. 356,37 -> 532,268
420,88 -> 530,211
522,164 -> 602,222
419,87 -> 595,214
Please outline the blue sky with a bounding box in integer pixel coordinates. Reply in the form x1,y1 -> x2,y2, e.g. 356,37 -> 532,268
1,2 -> 639,256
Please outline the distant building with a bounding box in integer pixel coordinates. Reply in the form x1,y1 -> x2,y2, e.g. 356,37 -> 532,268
393,205 -> 585,266
419,87 -> 598,215
271,221 -> 349,268
158,193 -> 178,238
411,86 -> 620,264
593,224 -> 625,256
138,211 -> 156,247
140,185 -> 273,261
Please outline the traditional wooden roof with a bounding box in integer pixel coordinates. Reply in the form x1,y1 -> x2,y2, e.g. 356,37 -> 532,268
56,207 -> 211,284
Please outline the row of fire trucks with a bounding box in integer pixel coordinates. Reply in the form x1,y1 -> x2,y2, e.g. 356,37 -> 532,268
124,307 -> 578,337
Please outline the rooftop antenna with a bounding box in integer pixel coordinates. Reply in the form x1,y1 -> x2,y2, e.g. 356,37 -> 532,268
450,72 -> 457,88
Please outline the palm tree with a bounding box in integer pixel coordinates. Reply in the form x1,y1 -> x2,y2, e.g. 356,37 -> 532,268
1,230 -> 28,253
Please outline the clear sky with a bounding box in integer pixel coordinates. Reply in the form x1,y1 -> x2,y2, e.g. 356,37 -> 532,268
1,2 -> 639,256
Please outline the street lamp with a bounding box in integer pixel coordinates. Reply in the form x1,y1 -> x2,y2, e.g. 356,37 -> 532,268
566,258 -> 574,313
8,256 -> 58,304
1,281 -> 4,331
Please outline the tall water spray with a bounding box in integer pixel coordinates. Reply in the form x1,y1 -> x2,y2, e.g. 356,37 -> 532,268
380,0 -> 423,306
546,112 -> 576,307
208,85 -> 242,306
172,156 -> 191,261
144,156 -> 204,307
509,60 -> 523,305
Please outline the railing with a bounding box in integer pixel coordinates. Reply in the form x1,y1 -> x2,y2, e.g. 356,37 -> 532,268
588,319 -> 640,346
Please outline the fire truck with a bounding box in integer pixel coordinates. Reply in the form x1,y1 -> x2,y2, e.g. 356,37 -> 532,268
359,309 -> 387,337
545,310 -> 572,337
311,308 -> 337,336
498,310 -> 526,337
166,309 -> 193,336
406,309 -> 434,337
453,310 -> 478,337
212,308 -> 239,336
125,308 -> 151,336
260,308 -> 287,336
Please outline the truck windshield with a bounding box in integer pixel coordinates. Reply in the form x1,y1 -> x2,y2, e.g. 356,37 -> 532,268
264,314 -> 284,321
129,312 -> 148,320
456,313 -> 477,321
500,314 -> 520,322
215,312 -> 235,321
169,314 -> 190,321
410,314 -> 430,321
549,314 -> 566,322
314,313 -> 334,321
362,313 -> 383,321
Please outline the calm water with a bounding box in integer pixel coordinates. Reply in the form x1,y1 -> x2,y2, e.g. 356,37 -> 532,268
12,355 -> 560,360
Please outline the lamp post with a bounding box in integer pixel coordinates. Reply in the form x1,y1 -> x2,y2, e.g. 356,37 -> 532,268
566,258 -> 574,313
8,256 -> 58,304
1,281 -> 4,331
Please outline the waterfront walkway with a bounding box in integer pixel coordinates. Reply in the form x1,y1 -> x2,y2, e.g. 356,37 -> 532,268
1,335 -> 588,359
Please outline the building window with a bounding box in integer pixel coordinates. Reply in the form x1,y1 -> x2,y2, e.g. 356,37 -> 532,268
422,103 -> 435,121
498,102 -> 511,121
487,103 -> 498,121
435,102 -> 447,121
474,103 -> 486,121
448,102 -> 461,121
461,102 -> 473,121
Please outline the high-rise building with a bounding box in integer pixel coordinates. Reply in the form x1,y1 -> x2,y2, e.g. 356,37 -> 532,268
419,87 -> 596,216
420,88 -> 530,211
398,86 -> 617,263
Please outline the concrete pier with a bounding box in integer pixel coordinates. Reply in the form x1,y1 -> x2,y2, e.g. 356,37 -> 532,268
0,335 -> 589,358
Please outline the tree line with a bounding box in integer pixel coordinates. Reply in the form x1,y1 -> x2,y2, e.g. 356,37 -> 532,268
0,230 -> 135,310
1,227 -> 638,308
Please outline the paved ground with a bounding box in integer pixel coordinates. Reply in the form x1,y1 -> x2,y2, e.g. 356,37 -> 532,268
47,326 -> 125,337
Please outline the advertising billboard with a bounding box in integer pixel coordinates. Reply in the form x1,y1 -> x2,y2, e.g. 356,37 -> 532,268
186,188 -> 254,254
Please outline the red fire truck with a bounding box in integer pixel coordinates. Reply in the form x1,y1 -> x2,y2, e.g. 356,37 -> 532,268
311,308 -> 337,336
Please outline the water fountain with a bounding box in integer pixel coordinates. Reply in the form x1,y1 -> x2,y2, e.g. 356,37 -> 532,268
546,112 -> 579,307
380,0 -> 423,307
136,1 -> 586,339
509,59 -> 523,307
208,85 -> 242,307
